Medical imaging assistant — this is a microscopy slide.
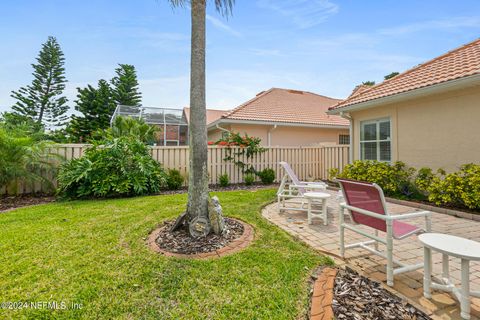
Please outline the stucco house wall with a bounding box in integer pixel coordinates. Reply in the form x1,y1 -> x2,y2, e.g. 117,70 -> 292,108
350,86 -> 480,172
208,123 -> 349,147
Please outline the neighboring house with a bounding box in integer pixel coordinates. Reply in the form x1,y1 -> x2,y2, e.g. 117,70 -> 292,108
328,38 -> 480,172
183,107 -> 226,127
207,88 -> 350,146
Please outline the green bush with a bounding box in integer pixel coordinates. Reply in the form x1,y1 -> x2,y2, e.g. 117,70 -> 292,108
58,137 -> 167,198
166,169 -> 184,190
330,160 -> 416,197
244,173 -> 255,186
218,173 -> 229,187
0,123 -> 59,194
258,168 -> 275,184
421,164 -> 480,210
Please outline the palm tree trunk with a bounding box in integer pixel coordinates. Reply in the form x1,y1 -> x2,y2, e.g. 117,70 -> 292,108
186,0 -> 209,234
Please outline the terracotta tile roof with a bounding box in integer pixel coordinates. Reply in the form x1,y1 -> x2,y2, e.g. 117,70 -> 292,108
183,107 -> 228,125
220,88 -> 348,126
330,38 -> 480,111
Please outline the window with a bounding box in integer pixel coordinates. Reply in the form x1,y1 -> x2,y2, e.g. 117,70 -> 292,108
339,134 -> 350,145
360,118 -> 391,161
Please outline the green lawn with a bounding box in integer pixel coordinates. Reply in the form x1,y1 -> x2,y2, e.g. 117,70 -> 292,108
0,189 -> 330,320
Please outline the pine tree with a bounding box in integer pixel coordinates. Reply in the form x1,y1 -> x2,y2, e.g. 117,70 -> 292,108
67,80 -> 116,142
11,36 -> 69,129
111,64 -> 142,107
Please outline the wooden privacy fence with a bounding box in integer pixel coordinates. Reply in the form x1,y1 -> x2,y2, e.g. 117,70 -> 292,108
1,144 -> 349,195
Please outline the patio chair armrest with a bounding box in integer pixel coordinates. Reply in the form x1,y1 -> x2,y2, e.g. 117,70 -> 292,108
290,184 -> 327,190
299,181 -> 327,186
389,211 -> 431,220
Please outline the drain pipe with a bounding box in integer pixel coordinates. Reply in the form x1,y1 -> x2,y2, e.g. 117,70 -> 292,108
340,112 -> 353,163
267,125 -> 278,146
216,124 -> 230,137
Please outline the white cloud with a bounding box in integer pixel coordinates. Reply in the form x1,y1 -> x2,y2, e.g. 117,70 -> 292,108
257,0 -> 339,29
379,16 -> 480,36
206,14 -> 242,37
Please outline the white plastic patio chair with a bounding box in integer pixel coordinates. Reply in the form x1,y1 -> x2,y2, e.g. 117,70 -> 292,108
277,161 -> 327,213
337,178 -> 432,286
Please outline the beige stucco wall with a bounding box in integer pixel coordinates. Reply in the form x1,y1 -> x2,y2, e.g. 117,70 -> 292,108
208,123 -> 349,147
350,85 -> 480,172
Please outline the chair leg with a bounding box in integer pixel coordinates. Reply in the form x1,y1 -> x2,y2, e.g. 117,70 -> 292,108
374,230 -> 379,251
386,220 -> 394,286
339,206 -> 345,258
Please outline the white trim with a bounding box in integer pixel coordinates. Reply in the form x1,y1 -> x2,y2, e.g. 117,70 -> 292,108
207,118 -> 349,131
328,73 -> 480,115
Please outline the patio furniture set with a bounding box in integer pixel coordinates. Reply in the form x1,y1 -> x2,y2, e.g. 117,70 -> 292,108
277,161 -> 480,320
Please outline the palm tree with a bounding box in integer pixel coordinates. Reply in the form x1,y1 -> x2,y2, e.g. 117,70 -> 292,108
168,0 -> 234,237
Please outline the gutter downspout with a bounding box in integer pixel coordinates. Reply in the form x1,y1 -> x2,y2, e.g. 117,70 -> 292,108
267,125 -> 278,146
340,112 -> 353,163
216,124 -> 230,136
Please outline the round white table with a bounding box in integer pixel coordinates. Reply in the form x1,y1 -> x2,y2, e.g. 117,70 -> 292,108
418,233 -> 480,320
304,192 -> 331,225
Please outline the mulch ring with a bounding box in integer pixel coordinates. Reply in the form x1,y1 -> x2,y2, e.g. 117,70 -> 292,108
147,218 -> 254,259
333,267 -> 431,320
0,194 -> 55,212
309,266 -> 431,320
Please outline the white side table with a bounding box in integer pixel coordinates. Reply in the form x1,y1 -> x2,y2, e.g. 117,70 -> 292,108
418,233 -> 480,320
304,192 -> 331,225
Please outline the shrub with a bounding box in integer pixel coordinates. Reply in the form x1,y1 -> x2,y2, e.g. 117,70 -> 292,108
331,160 -> 416,197
166,169 -> 184,190
423,164 -> 480,210
244,173 -> 255,186
58,136 -> 167,198
91,116 -> 157,144
258,168 -> 275,184
0,124 -> 59,194
218,173 -> 229,187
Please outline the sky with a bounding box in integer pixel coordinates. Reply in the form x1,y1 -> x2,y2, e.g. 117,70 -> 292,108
0,0 -> 479,114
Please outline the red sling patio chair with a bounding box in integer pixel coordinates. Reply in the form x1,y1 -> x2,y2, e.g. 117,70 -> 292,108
336,178 -> 432,286
277,161 -> 327,212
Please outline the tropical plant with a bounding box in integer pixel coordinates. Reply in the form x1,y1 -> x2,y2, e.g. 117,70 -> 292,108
11,36 -> 69,129
258,168 -> 275,184
0,125 -> 59,194
218,173 -> 229,187
166,169 -> 185,190
0,112 -> 45,139
67,79 -> 116,142
57,136 -> 167,199
111,64 -> 142,107
168,0 -> 234,237
109,116 -> 156,143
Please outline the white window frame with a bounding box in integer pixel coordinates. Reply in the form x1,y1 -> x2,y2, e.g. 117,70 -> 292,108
359,118 -> 391,162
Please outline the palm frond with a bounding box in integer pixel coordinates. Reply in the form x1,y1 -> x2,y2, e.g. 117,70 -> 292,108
168,0 -> 235,17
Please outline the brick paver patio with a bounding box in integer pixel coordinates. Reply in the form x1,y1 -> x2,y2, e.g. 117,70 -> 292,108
262,189 -> 480,320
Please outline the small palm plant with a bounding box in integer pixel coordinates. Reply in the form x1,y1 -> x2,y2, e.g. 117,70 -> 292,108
110,116 -> 156,143
0,125 -> 60,195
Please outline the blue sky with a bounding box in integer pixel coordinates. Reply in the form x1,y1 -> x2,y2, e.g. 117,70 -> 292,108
0,0 -> 479,113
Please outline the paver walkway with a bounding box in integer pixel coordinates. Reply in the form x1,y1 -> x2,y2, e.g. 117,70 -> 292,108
262,189 -> 480,320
